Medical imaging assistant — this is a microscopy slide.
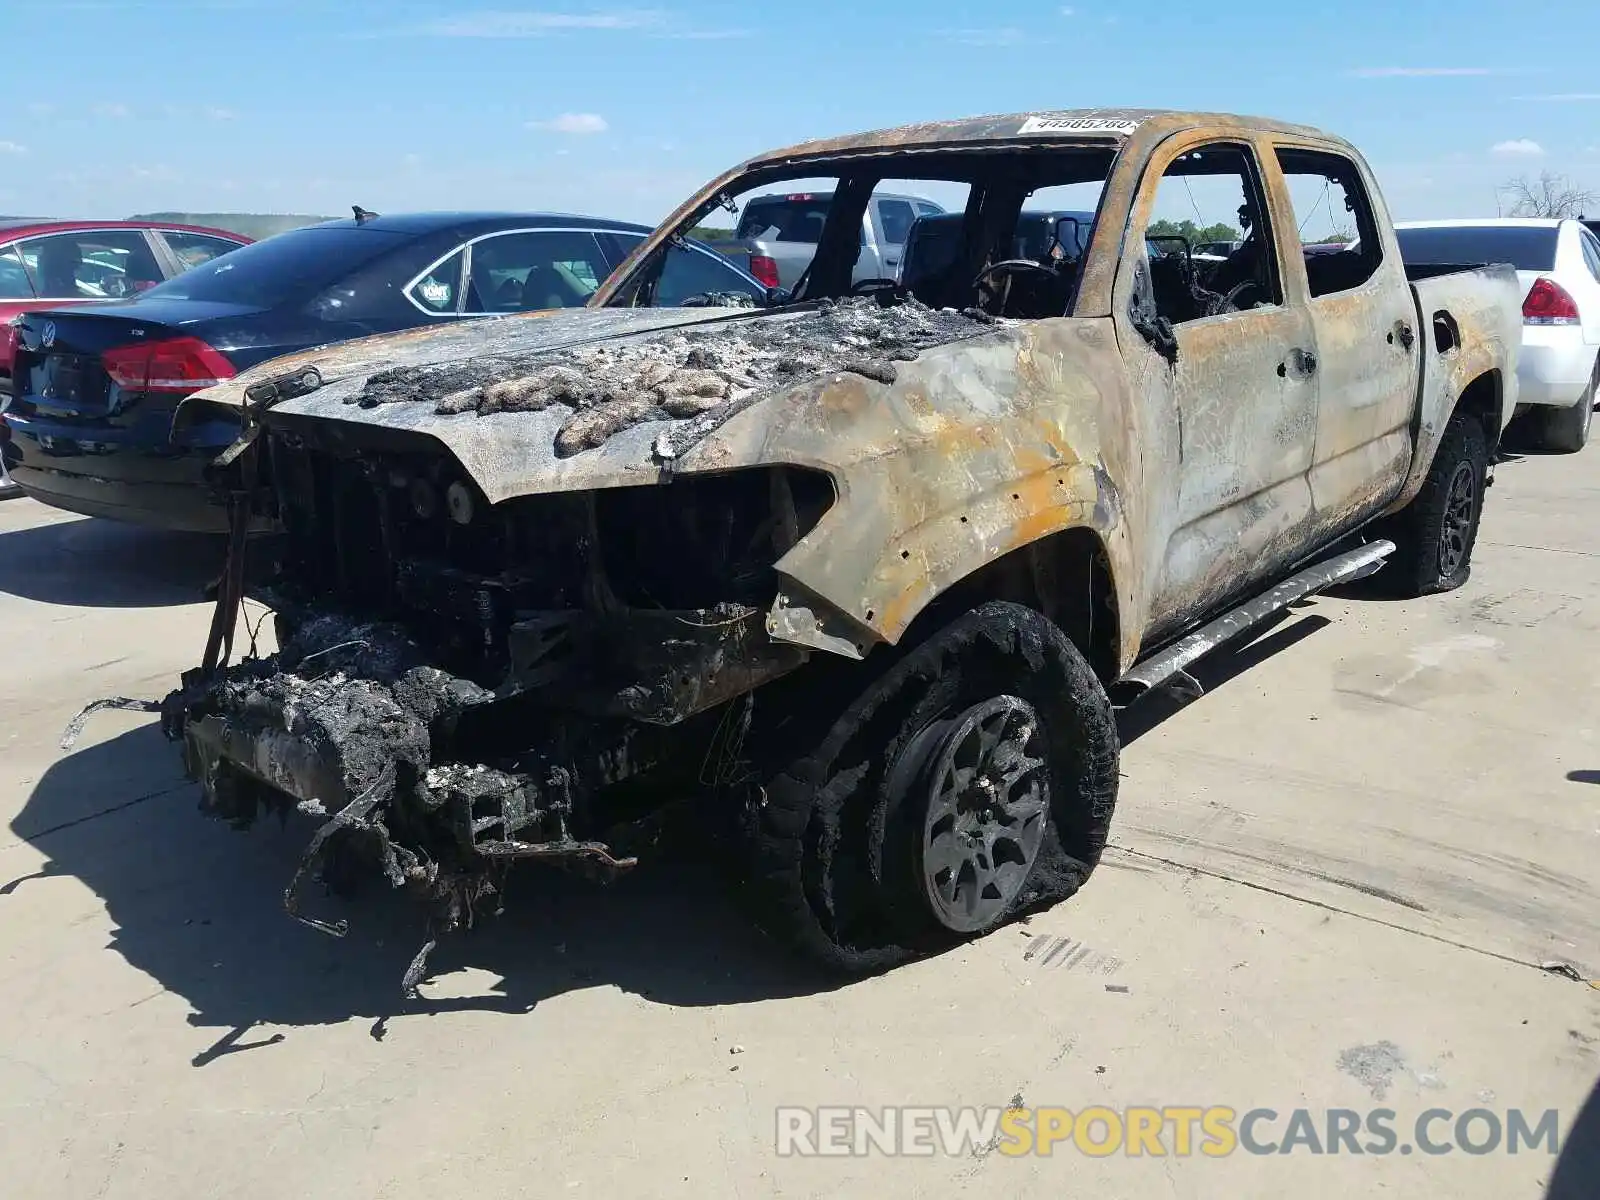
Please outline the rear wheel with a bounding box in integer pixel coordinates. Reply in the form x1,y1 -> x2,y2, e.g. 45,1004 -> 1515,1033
746,601 -> 1119,973
1535,358 -> 1597,453
1383,411 -> 1488,597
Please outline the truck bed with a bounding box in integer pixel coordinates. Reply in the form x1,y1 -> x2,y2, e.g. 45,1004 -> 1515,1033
1406,260 -> 1523,459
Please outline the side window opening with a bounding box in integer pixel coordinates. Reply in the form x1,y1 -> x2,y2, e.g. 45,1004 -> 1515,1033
1140,143 -> 1283,327
162,231 -> 242,271
408,248 -> 466,314
0,245 -> 34,300
464,231 -> 611,314
653,243 -> 765,307
875,198 -> 917,246
1276,147 -> 1384,299
1580,230 -> 1600,283
17,230 -> 165,299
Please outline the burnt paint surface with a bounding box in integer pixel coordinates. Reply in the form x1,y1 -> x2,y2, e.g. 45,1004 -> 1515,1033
176,109 -> 1521,679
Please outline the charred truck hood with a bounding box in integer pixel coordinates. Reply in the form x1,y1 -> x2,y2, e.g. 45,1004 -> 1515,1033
178,297 -> 1101,662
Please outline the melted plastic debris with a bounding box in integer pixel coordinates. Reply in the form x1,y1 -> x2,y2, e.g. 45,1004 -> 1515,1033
194,616 -> 495,803
349,297 -> 997,457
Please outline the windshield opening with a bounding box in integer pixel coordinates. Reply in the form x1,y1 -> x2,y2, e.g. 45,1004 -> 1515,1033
613,146 -> 1119,320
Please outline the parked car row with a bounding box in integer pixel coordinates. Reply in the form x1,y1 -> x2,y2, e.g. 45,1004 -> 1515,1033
2,172 -> 1598,537
1,211 -> 768,529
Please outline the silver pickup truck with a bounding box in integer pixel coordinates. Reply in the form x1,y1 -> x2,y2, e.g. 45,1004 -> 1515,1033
159,108 -> 1522,983
707,190 -> 945,291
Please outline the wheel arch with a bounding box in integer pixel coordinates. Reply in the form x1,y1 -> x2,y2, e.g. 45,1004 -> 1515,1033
893,525 -> 1125,686
1384,366 -> 1505,518
1453,369 -> 1505,458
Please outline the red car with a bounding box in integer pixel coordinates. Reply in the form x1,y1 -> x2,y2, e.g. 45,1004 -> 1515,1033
0,218 -> 252,395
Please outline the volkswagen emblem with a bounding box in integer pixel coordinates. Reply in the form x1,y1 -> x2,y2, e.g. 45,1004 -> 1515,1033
39,320 -> 56,349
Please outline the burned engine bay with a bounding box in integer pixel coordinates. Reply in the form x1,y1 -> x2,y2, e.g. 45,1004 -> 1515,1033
159,296 -> 999,988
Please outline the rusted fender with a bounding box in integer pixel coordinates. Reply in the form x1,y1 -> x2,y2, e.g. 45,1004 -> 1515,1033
676,317 -> 1146,672
1385,266 -> 1521,515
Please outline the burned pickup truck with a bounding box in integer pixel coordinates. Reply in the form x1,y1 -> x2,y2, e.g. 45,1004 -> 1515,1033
160,109 -> 1521,977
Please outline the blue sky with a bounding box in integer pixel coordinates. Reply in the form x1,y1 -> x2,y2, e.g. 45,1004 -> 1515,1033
1,0 -> 1596,224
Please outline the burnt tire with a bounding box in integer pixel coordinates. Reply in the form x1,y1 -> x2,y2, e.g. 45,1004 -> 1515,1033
1535,359 -> 1597,454
1383,411 -> 1488,598
746,601 -> 1119,974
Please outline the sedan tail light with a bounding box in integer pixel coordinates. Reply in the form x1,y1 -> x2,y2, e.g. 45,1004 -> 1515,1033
748,254 -> 780,290
102,336 -> 237,393
1523,277 -> 1580,325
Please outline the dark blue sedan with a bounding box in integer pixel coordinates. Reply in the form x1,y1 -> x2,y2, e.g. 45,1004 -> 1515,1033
0,211 -> 770,530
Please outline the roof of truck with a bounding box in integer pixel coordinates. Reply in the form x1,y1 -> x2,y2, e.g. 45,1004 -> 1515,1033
749,109 -> 1335,166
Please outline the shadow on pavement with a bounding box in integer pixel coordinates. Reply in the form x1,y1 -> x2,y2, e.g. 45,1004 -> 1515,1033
1117,611 -> 1332,747
1566,771 -> 1600,786
8,599 -> 1341,1059
7,723 -> 841,1064
1548,1070 -> 1599,1199
0,516 -> 225,608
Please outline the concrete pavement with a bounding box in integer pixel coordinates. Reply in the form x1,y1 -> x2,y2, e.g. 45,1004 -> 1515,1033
1,442 -> 1597,1199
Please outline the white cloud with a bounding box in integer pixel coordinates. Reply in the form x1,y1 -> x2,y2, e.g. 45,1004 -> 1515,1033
0,141 -> 26,155
94,102 -> 132,118
205,106 -> 238,121
25,102 -> 54,117
1515,93 -> 1600,102
400,8 -> 662,37
1491,138 -> 1545,157
1060,5 -> 1076,13
1350,67 -> 1501,78
529,112 -> 609,134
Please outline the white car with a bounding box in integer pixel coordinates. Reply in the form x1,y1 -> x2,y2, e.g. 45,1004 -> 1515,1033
1394,219 -> 1600,451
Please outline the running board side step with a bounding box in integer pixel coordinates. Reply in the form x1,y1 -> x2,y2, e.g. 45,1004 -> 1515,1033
1111,539 -> 1395,705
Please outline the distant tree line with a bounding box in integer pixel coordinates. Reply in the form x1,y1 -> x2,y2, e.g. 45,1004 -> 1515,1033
1147,218 -> 1242,245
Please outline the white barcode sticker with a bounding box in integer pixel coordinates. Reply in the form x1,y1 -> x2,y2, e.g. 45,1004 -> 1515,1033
1016,115 -> 1143,137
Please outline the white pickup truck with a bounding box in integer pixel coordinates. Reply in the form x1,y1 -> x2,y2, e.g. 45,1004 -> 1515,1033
706,189 -> 945,291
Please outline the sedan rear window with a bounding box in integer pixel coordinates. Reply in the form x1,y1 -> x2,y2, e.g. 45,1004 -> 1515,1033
736,196 -> 832,244
140,225 -> 408,307
1394,225 -> 1559,271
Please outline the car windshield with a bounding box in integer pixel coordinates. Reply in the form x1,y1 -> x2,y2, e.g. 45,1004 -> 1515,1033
139,225 -> 409,307
1394,225 -> 1559,271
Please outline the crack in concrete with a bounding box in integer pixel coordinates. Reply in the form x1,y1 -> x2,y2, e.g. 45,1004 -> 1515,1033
1105,843 -> 1581,981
